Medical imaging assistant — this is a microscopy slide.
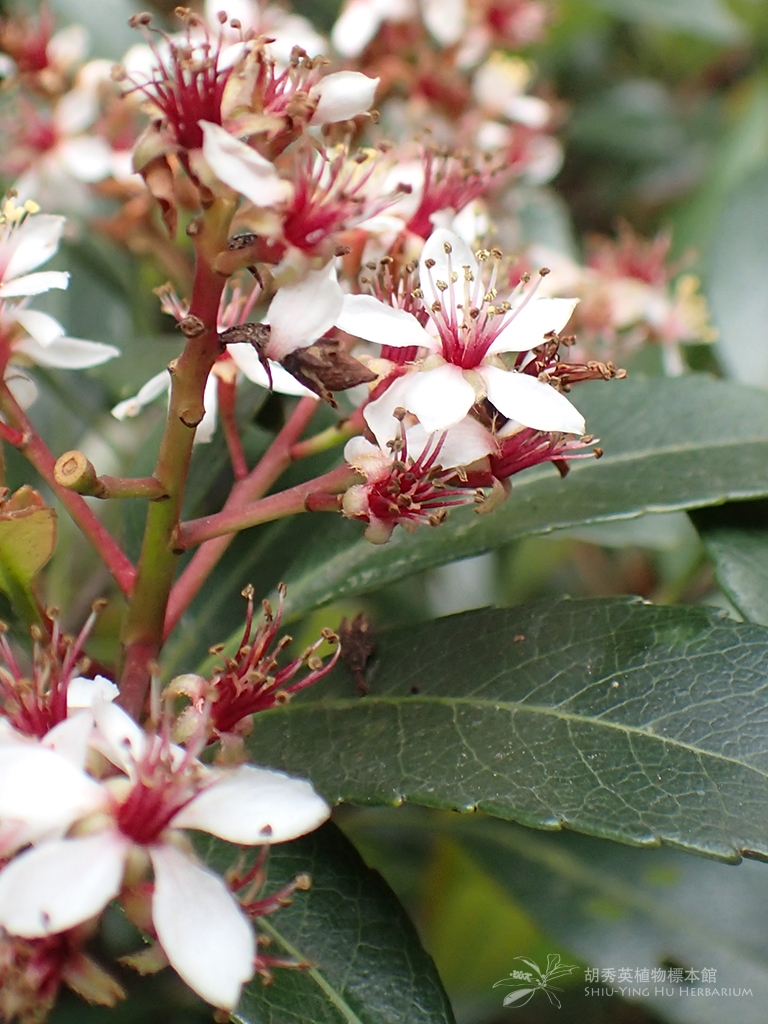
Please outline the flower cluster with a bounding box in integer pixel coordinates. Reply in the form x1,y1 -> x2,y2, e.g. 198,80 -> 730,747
529,222 -> 716,373
0,611 -> 331,1016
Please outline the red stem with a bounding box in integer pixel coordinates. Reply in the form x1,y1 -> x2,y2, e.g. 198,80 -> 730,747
217,375 -> 248,480
174,463 -> 356,548
163,396 -> 319,637
0,382 -> 136,595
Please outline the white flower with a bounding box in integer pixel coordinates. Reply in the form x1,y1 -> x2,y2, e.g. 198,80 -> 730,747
472,54 -> 551,128
0,701 -> 329,1010
0,201 -> 119,405
13,87 -> 113,214
332,0 -> 465,55
0,206 -> 70,299
336,228 -> 584,447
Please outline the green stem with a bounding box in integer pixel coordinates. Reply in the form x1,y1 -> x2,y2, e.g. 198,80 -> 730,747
174,464 -> 358,548
289,405 -> 365,461
119,200 -> 235,719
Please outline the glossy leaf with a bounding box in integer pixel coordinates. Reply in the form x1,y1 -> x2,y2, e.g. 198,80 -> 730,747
707,166 -> 768,388
248,597 -> 768,862
197,822 -> 454,1024
701,528 -> 768,626
272,376 -> 768,623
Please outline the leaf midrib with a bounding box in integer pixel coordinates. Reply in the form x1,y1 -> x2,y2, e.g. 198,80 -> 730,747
258,693 -> 768,780
239,918 -> 367,1024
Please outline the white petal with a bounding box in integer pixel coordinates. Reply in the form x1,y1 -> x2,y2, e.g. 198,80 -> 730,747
0,271 -> 69,298
0,745 -> 105,829
363,374 -> 414,448
405,363 -> 476,431
488,297 -> 579,354
173,764 -> 330,843
0,819 -> 45,859
195,373 -> 219,444
419,228 -> 479,311
150,845 -> 255,1010
200,121 -> 291,207
343,435 -> 391,479
14,336 -> 120,368
47,24 -> 90,69
331,0 -> 385,56
405,416 -> 495,468
521,134 -> 563,185
0,832 -> 127,937
336,294 -> 432,349
67,674 -> 119,710
3,215 -> 65,280
4,369 -> 38,408
310,71 -> 379,125
54,88 -> 98,136
14,309 -> 65,346
57,136 -> 113,183
91,699 -> 146,776
42,710 -> 94,769
111,369 -> 171,420
226,345 -> 316,397
504,94 -> 551,129
421,0 -> 465,45
482,365 -> 585,434
266,264 -> 344,361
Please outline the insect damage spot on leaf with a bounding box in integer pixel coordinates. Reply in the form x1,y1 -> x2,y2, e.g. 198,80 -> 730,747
338,612 -> 376,695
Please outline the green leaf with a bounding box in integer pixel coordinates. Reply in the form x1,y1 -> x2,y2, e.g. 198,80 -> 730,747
197,823 -> 454,1024
586,0 -> 746,41
450,817 -> 768,1024
707,166 -> 768,387
700,527 -> 768,626
247,597 -> 768,862
0,488 -> 56,623
273,376 -> 768,623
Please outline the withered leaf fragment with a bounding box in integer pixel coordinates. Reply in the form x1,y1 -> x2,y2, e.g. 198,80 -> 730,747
219,321 -> 273,386
281,339 -> 376,407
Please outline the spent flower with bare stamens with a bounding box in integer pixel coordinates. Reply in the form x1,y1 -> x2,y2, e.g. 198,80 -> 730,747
0,603 -> 116,739
405,148 -> 501,240
169,584 -> 339,745
0,926 -> 125,1023
122,10 -> 237,154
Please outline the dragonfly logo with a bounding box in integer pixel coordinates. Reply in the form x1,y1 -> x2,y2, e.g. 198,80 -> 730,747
493,954 -> 579,1009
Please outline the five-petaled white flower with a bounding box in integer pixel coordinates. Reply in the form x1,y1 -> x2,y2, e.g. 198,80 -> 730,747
0,699 -> 329,1011
336,228 -> 584,448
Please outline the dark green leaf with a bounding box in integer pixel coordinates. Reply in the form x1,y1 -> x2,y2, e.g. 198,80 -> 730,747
274,376 -> 768,623
707,166 -> 768,387
700,528 -> 768,626
197,822 -> 454,1024
248,597 -> 768,862
451,817 -> 768,1024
